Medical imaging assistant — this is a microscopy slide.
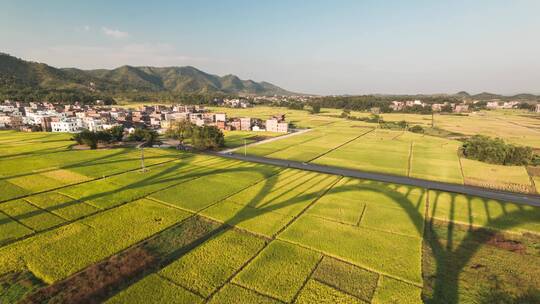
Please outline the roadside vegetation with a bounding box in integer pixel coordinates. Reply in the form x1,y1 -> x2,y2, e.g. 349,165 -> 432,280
166,121 -> 224,150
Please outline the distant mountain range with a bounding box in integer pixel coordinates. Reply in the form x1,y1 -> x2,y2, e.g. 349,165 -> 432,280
454,91 -> 539,101
1,53 -> 538,101
0,53 -> 295,96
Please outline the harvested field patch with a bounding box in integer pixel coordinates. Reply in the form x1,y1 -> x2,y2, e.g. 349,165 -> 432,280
313,256 -> 378,302
295,280 -> 366,304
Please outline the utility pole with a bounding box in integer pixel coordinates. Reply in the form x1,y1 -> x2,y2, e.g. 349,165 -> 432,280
432,112 -> 435,128
139,143 -> 147,172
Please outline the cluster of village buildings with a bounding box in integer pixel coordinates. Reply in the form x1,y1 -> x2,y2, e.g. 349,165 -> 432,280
389,100 -> 471,113
389,99 -> 540,113
0,100 -> 289,133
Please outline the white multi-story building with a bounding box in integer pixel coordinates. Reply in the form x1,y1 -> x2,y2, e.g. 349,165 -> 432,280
215,113 -> 227,122
51,118 -> 80,133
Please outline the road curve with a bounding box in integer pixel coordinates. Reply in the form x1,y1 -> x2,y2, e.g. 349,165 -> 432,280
207,152 -> 540,207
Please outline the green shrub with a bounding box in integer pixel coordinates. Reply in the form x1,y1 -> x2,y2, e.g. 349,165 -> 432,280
462,135 -> 533,165
409,125 -> 424,133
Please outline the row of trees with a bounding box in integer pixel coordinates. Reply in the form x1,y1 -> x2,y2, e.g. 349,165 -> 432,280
312,95 -> 464,113
462,135 -> 535,166
72,126 -> 159,149
165,121 -> 224,150
0,86 -> 116,104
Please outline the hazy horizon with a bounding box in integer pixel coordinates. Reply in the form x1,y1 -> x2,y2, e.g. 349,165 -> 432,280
1,0 -> 540,95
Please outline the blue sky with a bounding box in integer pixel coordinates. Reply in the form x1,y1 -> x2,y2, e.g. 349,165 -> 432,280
1,0 -> 539,95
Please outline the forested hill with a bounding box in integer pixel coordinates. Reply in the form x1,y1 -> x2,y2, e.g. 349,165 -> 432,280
0,53 -> 294,101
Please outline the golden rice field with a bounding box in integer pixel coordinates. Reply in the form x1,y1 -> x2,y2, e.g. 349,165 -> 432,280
0,130 -> 539,303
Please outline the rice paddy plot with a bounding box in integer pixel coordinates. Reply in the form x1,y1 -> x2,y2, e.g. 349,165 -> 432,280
207,283 -> 281,304
159,229 -> 266,297
278,215 -> 423,284
233,240 -> 322,302
265,128 -> 370,162
0,199 -> 65,231
105,274 -> 203,304
223,130 -> 282,148
372,276 -> 422,304
313,129 -> 411,176
201,200 -> 293,237
0,211 -> 34,245
0,180 -> 30,202
25,192 -> 99,220
7,173 -> 64,193
242,129 -> 325,157
313,256 -> 379,302
305,178 -> 366,225
429,190 -> 540,234
408,135 -> 463,184
460,158 -> 532,193
149,162 -> 281,212
59,158 -> 223,209
295,280 -> 367,304
227,169 -> 339,217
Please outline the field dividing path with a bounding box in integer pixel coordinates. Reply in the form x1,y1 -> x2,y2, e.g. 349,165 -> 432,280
208,152 -> 540,207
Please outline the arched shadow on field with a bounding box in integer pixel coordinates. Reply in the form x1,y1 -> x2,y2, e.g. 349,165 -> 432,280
7,155 -> 539,304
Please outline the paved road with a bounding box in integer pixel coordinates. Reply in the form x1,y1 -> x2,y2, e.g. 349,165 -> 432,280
220,129 -> 313,154
208,152 -> 540,207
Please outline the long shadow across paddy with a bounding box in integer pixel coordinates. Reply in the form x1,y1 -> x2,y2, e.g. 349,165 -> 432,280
6,154 -> 539,303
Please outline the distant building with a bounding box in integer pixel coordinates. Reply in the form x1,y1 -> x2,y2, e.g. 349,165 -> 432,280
502,101 -> 519,109
51,118 -> 79,133
240,117 -> 252,131
431,104 -> 443,112
486,101 -> 500,109
215,113 -> 227,122
390,101 -> 405,111
216,120 -> 226,130
266,118 -> 288,133
536,104 -> 540,113
370,107 -> 380,114
454,104 -> 469,113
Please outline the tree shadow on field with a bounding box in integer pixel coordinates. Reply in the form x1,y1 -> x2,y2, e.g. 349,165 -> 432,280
4,153 -> 539,303
0,147 -> 182,201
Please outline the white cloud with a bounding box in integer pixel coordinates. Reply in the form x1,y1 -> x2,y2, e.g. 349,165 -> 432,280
83,25 -> 90,31
102,27 -> 129,39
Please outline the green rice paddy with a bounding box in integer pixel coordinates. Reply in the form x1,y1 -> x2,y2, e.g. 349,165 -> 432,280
227,108 -> 537,193
0,130 -> 538,303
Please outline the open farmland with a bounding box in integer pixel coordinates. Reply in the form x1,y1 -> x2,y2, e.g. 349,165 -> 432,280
0,131 -> 539,303
228,109 -> 538,193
